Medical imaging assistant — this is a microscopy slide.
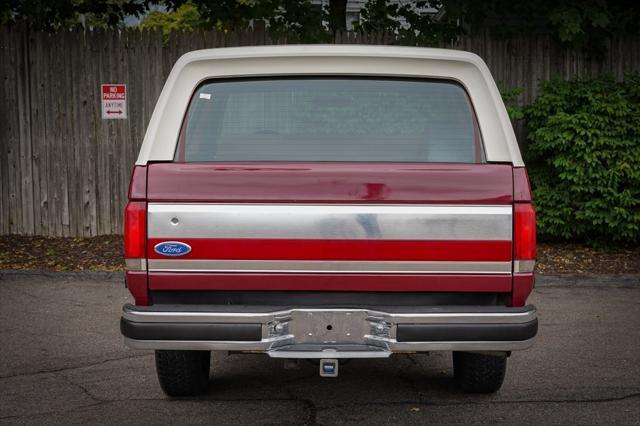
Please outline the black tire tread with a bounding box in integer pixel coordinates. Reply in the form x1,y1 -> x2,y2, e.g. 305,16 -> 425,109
453,351 -> 507,393
155,350 -> 211,396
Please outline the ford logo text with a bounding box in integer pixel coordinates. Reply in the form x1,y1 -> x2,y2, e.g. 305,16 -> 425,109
154,241 -> 192,257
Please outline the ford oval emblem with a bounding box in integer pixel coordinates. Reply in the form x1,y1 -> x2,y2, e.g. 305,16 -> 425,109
154,241 -> 192,257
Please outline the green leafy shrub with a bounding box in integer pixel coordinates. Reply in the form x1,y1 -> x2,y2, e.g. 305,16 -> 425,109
139,3 -> 206,41
498,83 -> 524,122
525,74 -> 640,243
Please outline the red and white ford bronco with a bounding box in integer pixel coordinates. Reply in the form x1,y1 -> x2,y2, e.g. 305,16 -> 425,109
121,45 -> 537,396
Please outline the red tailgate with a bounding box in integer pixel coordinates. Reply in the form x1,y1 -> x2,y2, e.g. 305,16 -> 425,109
146,162 -> 514,293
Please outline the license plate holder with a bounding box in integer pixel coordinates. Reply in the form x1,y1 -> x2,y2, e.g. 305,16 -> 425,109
289,310 -> 369,344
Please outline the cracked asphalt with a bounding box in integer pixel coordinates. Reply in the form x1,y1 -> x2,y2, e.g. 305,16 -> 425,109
1,272 -> 639,425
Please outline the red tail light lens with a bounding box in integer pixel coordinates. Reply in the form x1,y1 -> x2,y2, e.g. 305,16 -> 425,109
124,201 -> 146,259
512,168 -> 536,304
514,203 -> 536,271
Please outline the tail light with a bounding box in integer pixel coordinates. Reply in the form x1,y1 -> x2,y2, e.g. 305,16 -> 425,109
124,201 -> 146,269
511,168 -> 536,306
514,203 -> 536,272
513,167 -> 536,273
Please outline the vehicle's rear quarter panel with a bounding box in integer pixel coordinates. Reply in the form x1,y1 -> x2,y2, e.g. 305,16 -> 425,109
146,163 -> 513,293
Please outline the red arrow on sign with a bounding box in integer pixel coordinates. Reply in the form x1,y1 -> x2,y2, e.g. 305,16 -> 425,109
106,110 -> 122,115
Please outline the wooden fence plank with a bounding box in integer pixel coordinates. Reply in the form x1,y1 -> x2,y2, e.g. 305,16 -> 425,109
5,27 -> 21,234
0,27 -> 15,234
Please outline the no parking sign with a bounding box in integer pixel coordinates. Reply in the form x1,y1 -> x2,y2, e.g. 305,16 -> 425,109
101,84 -> 127,119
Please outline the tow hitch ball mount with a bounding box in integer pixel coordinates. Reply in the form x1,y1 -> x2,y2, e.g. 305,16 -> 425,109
320,359 -> 339,377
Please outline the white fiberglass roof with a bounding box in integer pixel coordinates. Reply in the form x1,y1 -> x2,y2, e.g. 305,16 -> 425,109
137,44 -> 523,166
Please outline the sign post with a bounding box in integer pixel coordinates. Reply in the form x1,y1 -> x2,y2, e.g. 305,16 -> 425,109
101,84 -> 127,119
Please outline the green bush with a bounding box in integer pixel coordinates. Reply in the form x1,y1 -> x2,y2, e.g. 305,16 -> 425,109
525,74 -> 640,243
498,82 -> 524,122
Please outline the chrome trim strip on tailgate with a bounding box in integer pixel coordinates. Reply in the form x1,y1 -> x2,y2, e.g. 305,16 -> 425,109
148,204 -> 512,241
147,259 -> 512,274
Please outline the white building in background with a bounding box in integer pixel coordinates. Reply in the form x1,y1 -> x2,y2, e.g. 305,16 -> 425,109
312,0 -> 440,30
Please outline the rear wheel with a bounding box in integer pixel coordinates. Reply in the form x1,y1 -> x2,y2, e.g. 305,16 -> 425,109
453,351 -> 507,393
155,350 -> 211,396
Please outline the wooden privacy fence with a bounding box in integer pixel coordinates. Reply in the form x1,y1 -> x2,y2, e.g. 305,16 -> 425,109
1,26 -> 639,237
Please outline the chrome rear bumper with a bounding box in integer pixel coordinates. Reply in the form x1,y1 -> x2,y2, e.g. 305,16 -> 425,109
121,304 -> 537,358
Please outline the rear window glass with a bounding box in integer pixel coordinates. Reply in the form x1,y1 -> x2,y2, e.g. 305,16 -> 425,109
177,78 -> 483,163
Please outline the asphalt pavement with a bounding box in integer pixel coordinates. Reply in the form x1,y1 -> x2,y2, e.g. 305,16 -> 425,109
0,271 -> 639,425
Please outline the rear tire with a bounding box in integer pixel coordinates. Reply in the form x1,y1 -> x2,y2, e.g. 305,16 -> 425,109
453,351 -> 507,393
155,350 -> 211,396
